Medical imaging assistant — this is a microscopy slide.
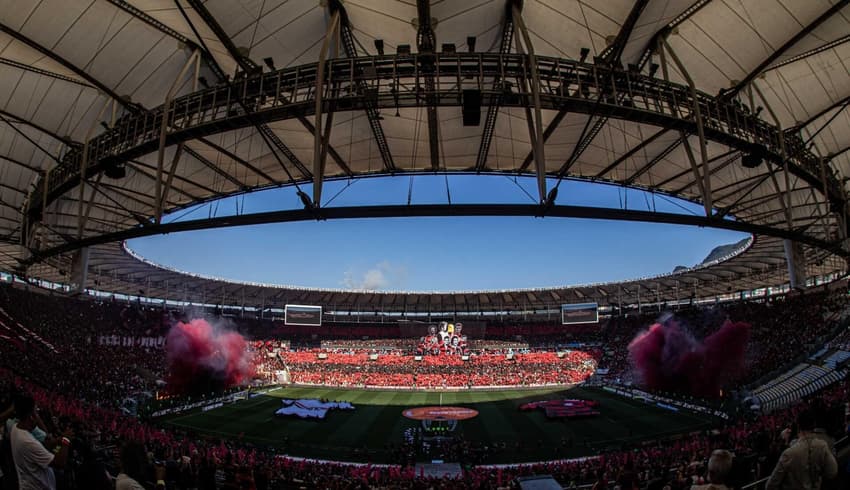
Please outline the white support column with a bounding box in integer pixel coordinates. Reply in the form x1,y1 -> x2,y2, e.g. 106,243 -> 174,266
77,99 -> 113,238
661,39 -> 712,216
512,5 -> 547,203
752,83 -> 794,230
156,50 -> 201,224
313,11 -> 341,207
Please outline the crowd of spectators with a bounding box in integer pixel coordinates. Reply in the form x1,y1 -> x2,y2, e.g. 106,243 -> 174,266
265,350 -> 598,388
0,281 -> 848,489
1,364 -> 846,489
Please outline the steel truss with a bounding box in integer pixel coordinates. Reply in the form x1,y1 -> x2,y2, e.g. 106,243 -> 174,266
24,203 -> 846,264
21,52 -> 846,249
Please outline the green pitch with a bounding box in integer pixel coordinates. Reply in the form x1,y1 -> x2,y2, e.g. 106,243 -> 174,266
158,386 -> 716,463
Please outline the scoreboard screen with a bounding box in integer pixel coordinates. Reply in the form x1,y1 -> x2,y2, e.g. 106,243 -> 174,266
284,304 -> 322,326
561,303 -> 598,325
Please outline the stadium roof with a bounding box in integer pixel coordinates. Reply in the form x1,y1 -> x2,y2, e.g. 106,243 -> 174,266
1,0 -> 850,308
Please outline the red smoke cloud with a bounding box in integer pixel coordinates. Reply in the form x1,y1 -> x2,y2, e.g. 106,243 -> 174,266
165,319 -> 255,395
628,318 -> 749,398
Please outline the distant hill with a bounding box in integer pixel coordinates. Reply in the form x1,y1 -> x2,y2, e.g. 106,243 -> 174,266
673,238 -> 749,273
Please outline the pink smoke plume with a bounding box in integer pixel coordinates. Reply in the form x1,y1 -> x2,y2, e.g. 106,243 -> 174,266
165,319 -> 255,395
627,318 -> 750,398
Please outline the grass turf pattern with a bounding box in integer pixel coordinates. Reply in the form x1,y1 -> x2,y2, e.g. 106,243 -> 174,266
158,386 -> 716,464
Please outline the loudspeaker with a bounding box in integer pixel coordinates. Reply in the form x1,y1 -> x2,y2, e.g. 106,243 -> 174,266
741,152 -> 763,169
462,89 -> 481,126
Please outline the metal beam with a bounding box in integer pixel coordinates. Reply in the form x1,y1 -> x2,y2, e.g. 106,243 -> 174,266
600,0 -> 651,65
671,150 -> 739,195
0,109 -> 79,148
630,135 -> 690,187
196,138 -> 276,184
709,170 -> 768,202
416,0 -> 441,171
98,182 -> 177,210
156,50 -> 201,224
828,144 -> 850,162
85,183 -> 149,226
764,34 -> 850,74
329,0 -> 396,173
730,183 -> 806,215
313,11 -> 341,207
636,0 -> 714,70
78,173 -> 104,237
32,85 -> 102,240
0,57 -> 92,89
126,160 -> 206,199
557,113 -> 606,178
662,39 -> 712,215
25,203 -> 848,264
512,3 -> 546,202
518,108 -> 568,172
183,147 -> 248,189
747,201 -> 821,222
255,124 -> 313,178
596,127 -> 669,179
0,181 -> 27,195
180,0 -> 317,181
0,22 -> 139,113
715,175 -> 774,218
0,154 -> 43,175
25,52 -> 846,219
790,95 -> 850,134
108,0 -> 196,50
753,83 -> 794,229
158,144 -> 184,223
475,1 -> 516,172
0,111 -> 61,165
726,0 -> 850,98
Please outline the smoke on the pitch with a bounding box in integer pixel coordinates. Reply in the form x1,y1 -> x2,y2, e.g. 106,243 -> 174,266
627,315 -> 749,398
165,318 -> 255,395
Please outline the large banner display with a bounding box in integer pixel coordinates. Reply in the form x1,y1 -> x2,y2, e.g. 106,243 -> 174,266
284,304 -> 322,326
416,321 -> 468,356
561,303 -> 599,325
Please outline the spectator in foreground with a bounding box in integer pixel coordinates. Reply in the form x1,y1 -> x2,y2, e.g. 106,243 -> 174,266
692,449 -> 734,490
9,394 -> 71,490
765,410 -> 838,490
115,441 -> 148,490
115,441 -> 167,490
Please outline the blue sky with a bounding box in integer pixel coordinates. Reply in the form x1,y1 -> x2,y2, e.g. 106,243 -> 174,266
128,175 -> 748,291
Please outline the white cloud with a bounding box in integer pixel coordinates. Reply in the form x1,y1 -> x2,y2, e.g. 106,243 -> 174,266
341,261 -> 407,290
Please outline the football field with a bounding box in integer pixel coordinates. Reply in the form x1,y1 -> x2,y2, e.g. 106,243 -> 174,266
157,386 -> 716,464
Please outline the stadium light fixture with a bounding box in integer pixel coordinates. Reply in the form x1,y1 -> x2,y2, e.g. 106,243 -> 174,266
104,163 -> 126,179
649,63 -> 660,78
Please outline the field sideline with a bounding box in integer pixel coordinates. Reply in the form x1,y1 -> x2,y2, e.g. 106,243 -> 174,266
158,385 -> 717,464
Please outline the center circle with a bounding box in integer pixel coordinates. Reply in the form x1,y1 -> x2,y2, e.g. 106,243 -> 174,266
402,406 -> 480,421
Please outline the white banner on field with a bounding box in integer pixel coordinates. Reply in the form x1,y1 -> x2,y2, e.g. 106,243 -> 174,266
275,399 -> 355,419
